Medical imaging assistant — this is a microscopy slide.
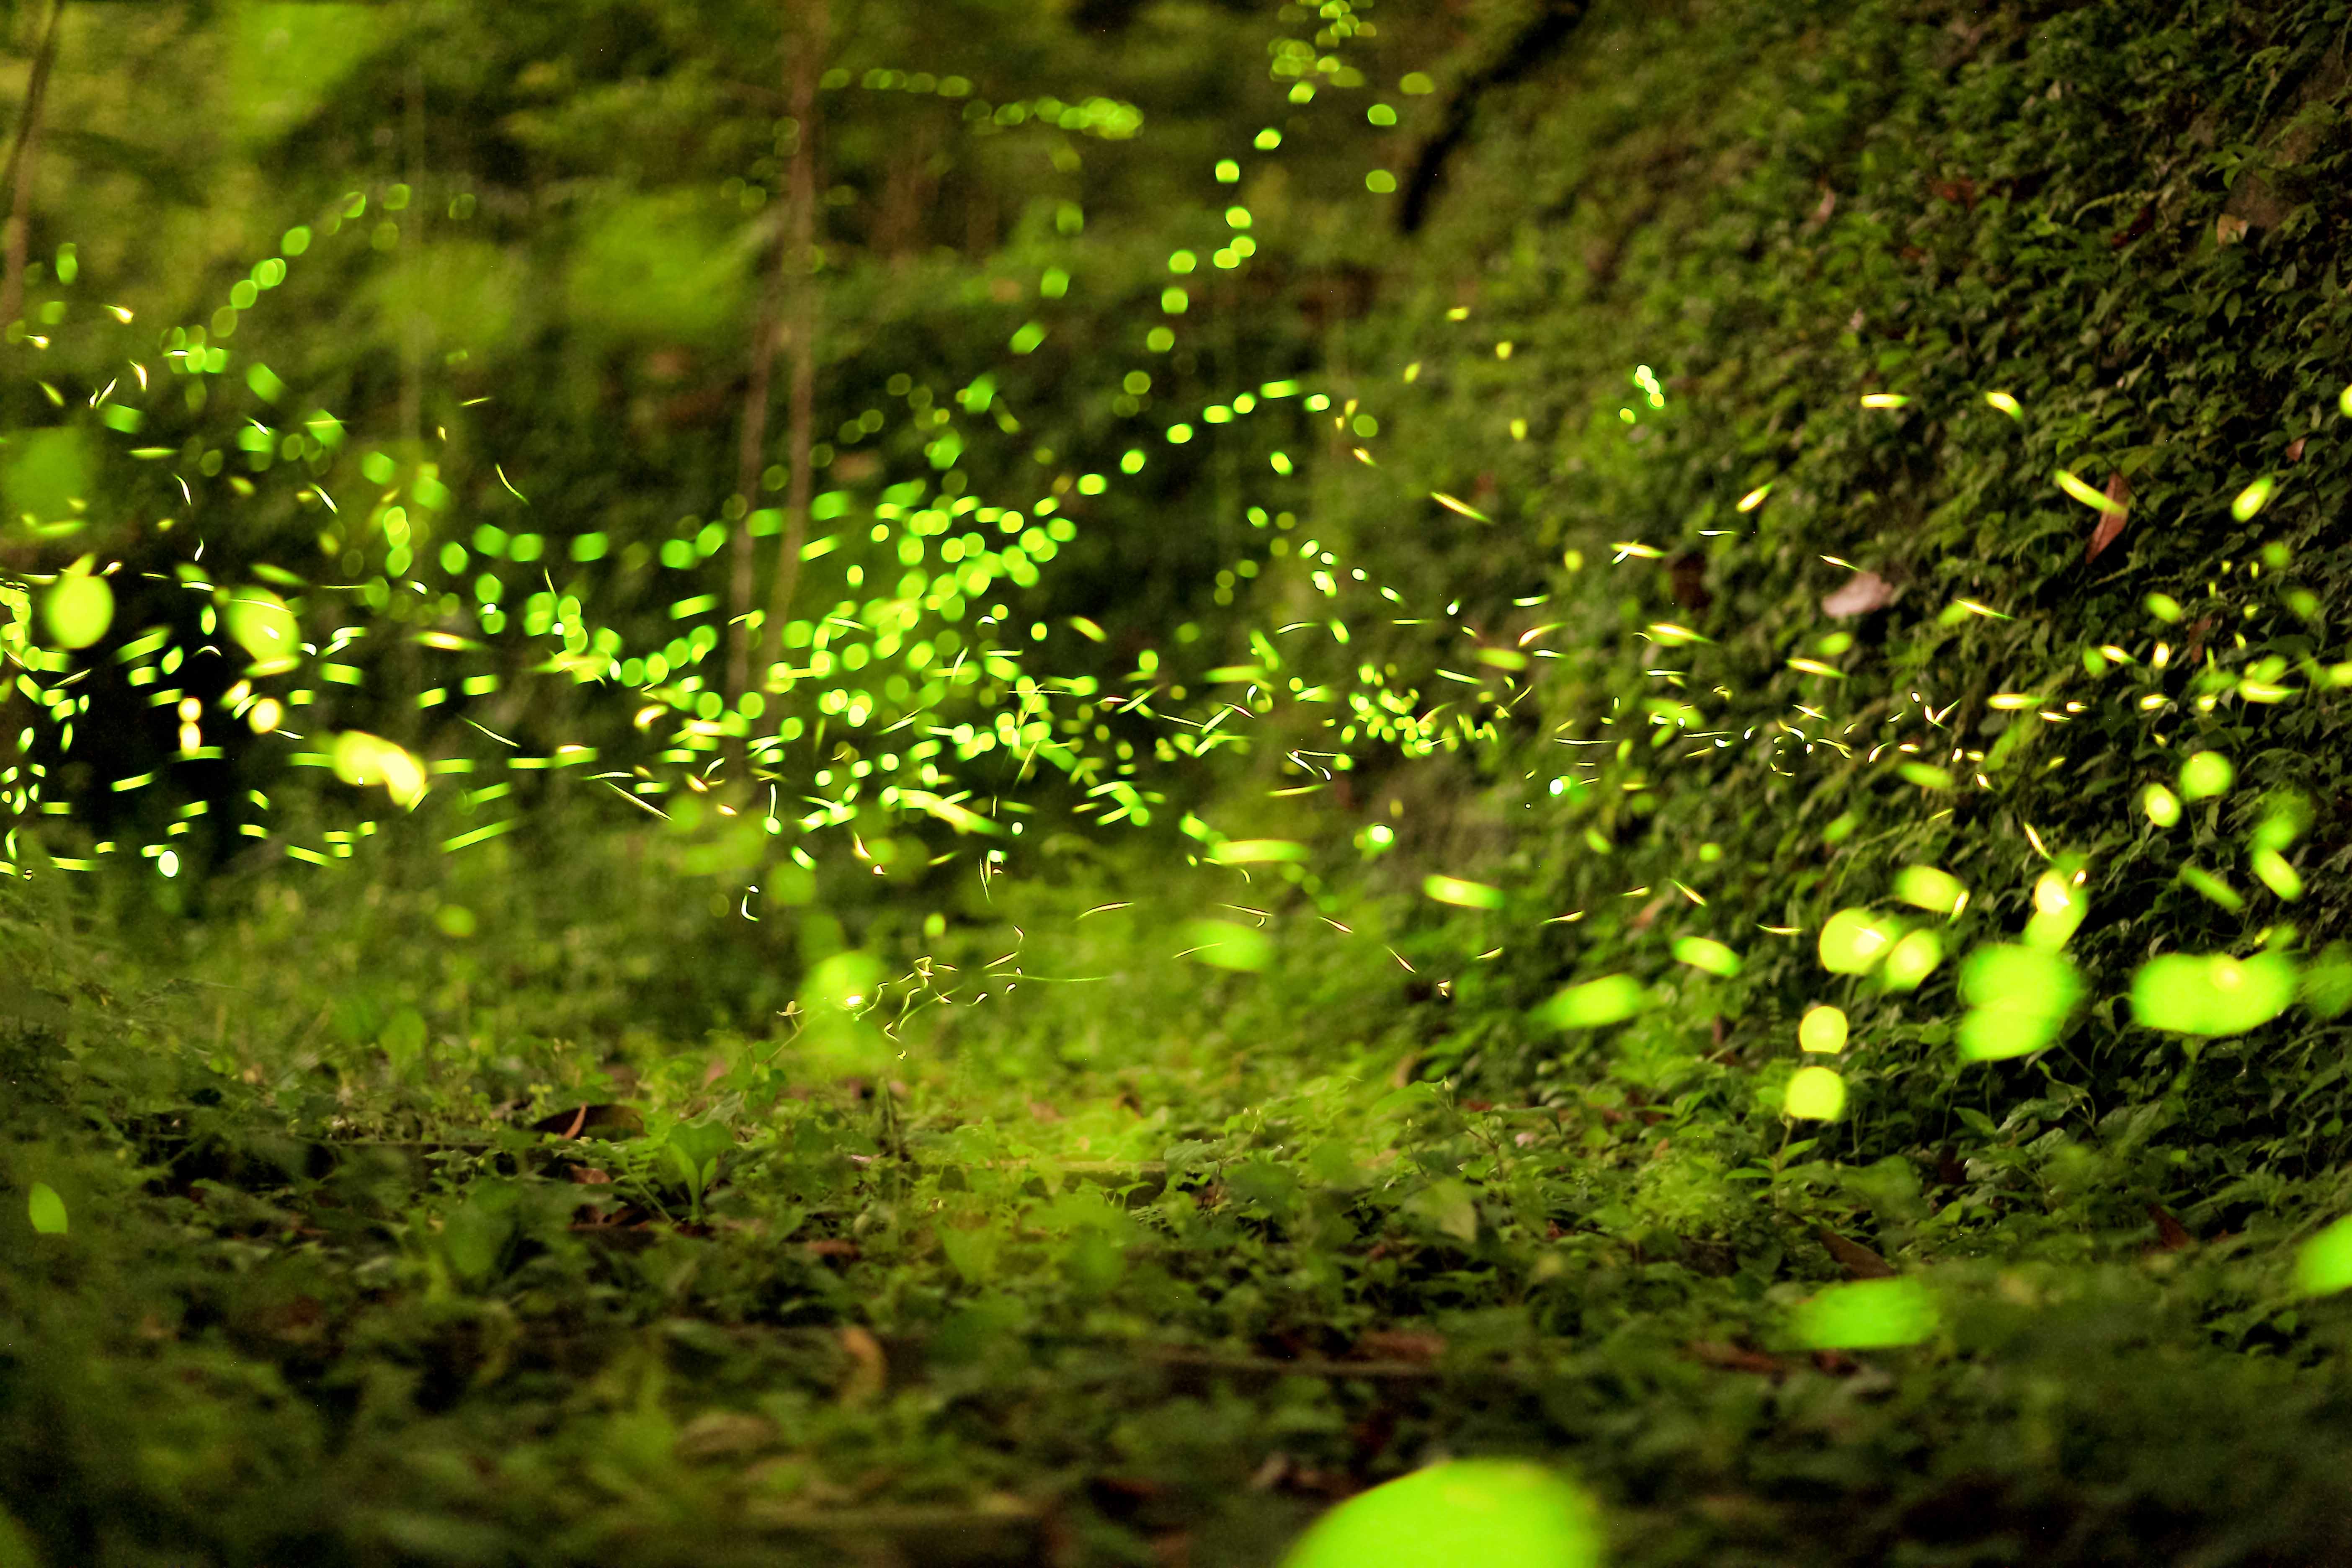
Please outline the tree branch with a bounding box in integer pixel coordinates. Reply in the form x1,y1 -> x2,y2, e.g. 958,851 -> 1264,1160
0,0 -> 67,331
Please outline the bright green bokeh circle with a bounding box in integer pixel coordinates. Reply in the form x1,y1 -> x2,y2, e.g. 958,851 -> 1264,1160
41,573 -> 113,649
1798,1004 -> 1848,1053
1281,1460 -> 1603,1568
225,586 -> 300,665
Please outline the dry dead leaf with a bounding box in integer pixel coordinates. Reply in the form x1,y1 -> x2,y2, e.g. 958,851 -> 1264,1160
1822,571 -> 1896,618
2216,213 -> 2250,246
2149,1204 -> 2195,1251
838,1326 -> 887,1406
2287,436 -> 2307,464
2086,471 -> 2133,563
1354,1330 -> 1447,1363
1687,1340 -> 1789,1376
1818,1226 -> 1898,1279
676,1408 -> 780,1460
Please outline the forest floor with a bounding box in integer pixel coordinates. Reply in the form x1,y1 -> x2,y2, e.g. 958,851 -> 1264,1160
8,871 -> 2352,1568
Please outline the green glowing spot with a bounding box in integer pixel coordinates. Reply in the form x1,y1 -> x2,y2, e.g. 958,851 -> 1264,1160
1424,874 -> 1505,910
1215,158 -> 1240,183
1366,170 -> 1398,194
1279,1460 -> 1602,1568
1819,907 -> 1901,975
434,905 -> 477,938
1957,945 -> 2081,1062
2231,475 -> 2275,522
1893,866 -> 1966,916
26,1181 -> 65,1235
2179,751 -> 2233,800
1791,1277 -> 1937,1349
804,950 -> 881,1014
2252,849 -> 2303,901
2143,783 -> 2182,826
1184,918 -> 1272,972
2297,1216 -> 2352,1297
1400,73 -> 1436,95
1783,1065 -> 1847,1120
2302,944 -> 2352,1019
2177,865 -> 2243,912
1798,1004 -> 1848,1053
1254,126 -> 1282,150
1898,761 -> 1953,789
1983,390 -> 2022,420
2022,871 -> 2087,951
42,571 -> 112,649
1880,928 -> 1944,992
1673,936 -> 1741,977
1211,839 -> 1309,865
1536,975 -> 1648,1029
2130,951 -> 2295,1037
2144,591 -> 2182,622
2052,468 -> 2123,515
1009,321 -> 1046,354
223,583 -> 299,668
328,730 -> 428,808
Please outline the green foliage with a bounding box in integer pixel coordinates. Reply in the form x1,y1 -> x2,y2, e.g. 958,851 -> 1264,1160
12,0 -> 2352,1564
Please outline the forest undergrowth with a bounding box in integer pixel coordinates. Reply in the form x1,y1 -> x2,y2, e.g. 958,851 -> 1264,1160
13,0 -> 2352,1564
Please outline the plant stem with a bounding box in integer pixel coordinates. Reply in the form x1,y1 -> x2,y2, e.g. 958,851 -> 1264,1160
0,0 -> 67,333
758,0 -> 827,683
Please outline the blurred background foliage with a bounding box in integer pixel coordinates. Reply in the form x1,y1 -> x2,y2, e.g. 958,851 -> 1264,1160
12,0 -> 2352,1564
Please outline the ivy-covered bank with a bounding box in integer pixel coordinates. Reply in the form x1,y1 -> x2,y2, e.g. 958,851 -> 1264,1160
11,0 -> 2352,1565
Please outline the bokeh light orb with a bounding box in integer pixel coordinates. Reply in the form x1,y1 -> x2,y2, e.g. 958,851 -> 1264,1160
1282,1460 -> 1602,1568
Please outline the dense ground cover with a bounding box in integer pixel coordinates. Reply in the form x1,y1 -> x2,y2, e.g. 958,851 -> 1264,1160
13,0 -> 2352,1563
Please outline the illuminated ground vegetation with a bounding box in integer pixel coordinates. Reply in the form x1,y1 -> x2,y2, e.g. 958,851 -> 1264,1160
8,0 -> 2352,1563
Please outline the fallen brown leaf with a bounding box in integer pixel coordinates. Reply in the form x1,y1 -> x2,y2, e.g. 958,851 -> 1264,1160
1818,1226 -> 1897,1279
529,1103 -> 643,1140
2287,436 -> 2307,464
2110,200 -> 2155,248
675,1408 -> 780,1460
838,1326 -> 887,1406
1687,1340 -> 1789,1376
1669,551 -> 1712,612
2086,471 -> 2133,563
2216,213 -> 2250,247
1353,1330 -> 1447,1364
2149,1204 -> 2195,1251
1822,570 -> 1896,618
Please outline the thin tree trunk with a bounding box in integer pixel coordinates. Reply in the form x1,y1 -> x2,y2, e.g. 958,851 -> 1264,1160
758,0 -> 827,683
0,0 -> 66,333
723,174 -> 788,709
